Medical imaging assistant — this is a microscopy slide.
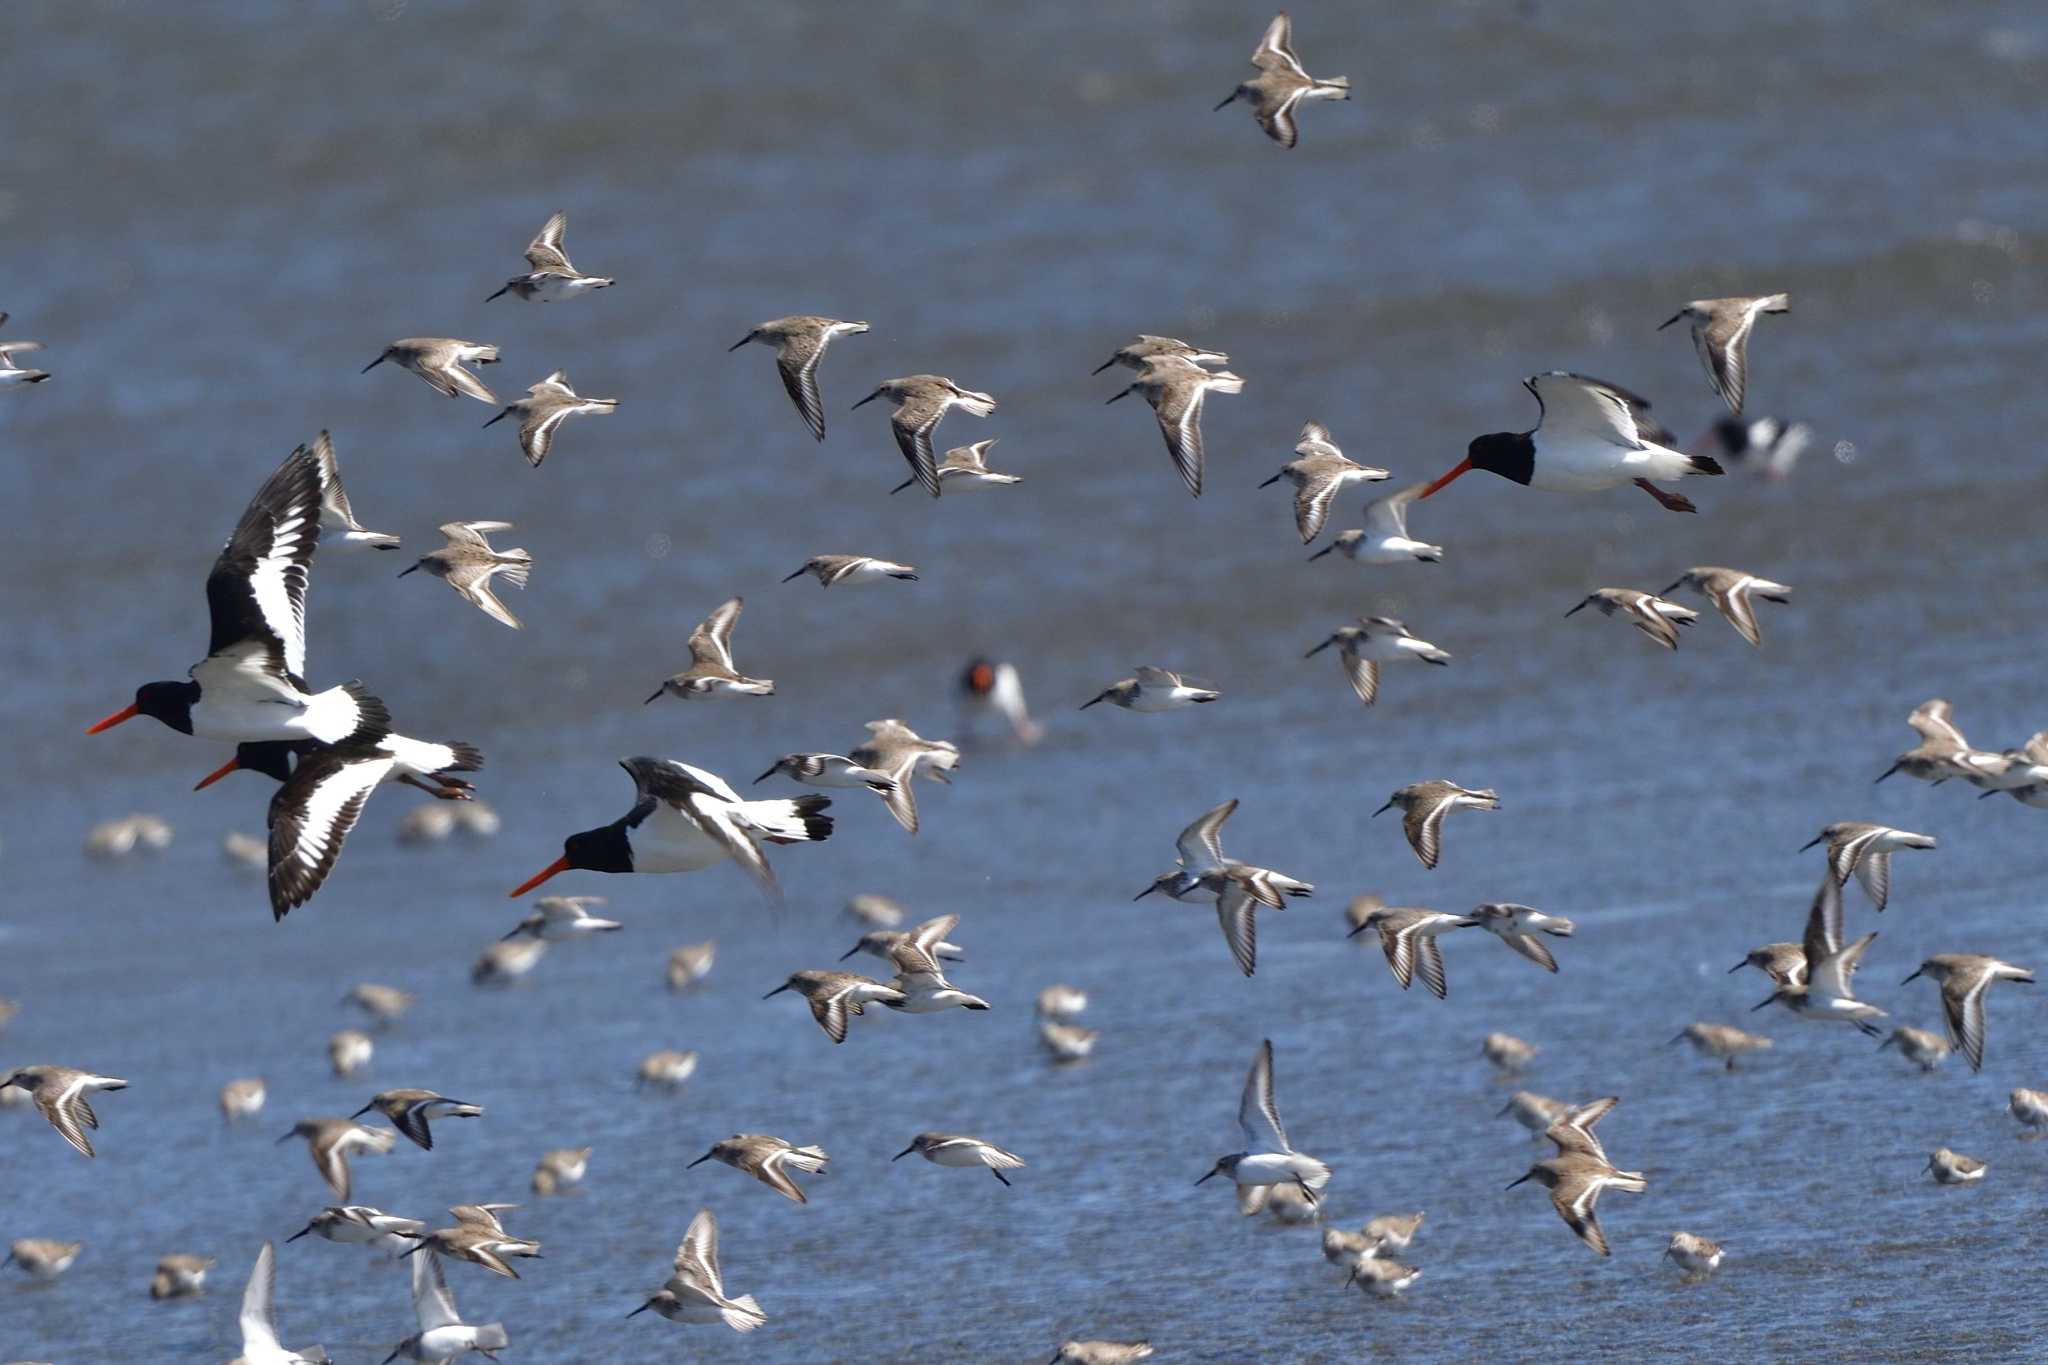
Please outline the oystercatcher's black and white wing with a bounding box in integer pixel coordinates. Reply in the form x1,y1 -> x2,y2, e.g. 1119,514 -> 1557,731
268,743 -> 396,920
203,442 -> 324,692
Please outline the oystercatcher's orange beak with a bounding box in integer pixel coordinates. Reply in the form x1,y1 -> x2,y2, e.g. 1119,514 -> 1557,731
193,756 -> 240,791
86,703 -> 140,734
1419,458 -> 1471,499
509,855 -> 570,898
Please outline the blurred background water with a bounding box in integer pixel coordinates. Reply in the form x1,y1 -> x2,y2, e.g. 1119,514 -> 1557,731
3,1 -> 2047,1360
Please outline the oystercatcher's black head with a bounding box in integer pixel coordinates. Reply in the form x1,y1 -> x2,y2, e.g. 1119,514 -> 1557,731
509,821 -> 632,897
194,740 -> 303,791
87,680 -> 200,736
1422,432 -> 1536,498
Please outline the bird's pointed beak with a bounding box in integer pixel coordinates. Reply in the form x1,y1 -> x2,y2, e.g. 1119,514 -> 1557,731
1797,833 -> 1825,852
1419,457 -> 1472,499
851,389 -> 881,410
752,766 -> 780,784
781,567 -> 807,583
1726,960 -> 1749,974
1104,388 -> 1131,404
1656,311 -> 1686,331
1132,884 -> 1158,901
397,563 -> 420,578
1505,1172 -> 1532,1190
1750,994 -> 1776,1012
892,1145 -> 917,1161
1257,472 -> 1283,488
1214,92 -> 1238,111
837,945 -> 860,961
381,1347 -> 404,1365
509,855 -> 570,898
1658,579 -> 1684,596
1307,544 -> 1336,560
1090,356 -> 1118,375
1370,801 -> 1394,818
286,1225 -> 313,1243
193,755 -> 241,791
482,408 -> 509,428
1304,638 -> 1334,657
350,1102 -> 374,1118
1874,765 -> 1899,784
762,983 -> 790,999
889,476 -> 915,495
1193,1168 -> 1218,1185
643,688 -> 665,705
361,354 -> 387,372
1345,921 -> 1372,939
1900,968 -> 1924,985
1563,599 -> 1589,618
686,1151 -> 714,1168
727,335 -> 754,352
1079,693 -> 1107,710
398,1243 -> 423,1258
626,1299 -> 655,1318
275,1129 -> 297,1145
86,703 -> 140,734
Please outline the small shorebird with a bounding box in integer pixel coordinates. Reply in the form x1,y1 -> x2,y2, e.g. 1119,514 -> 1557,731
482,370 -> 618,466
399,521 -> 533,630
1925,1147 -> 1986,1185
0,314 -> 50,385
1259,421 -> 1390,543
646,597 -> 773,701
782,553 -> 919,588
83,813 -> 174,859
471,937 -> 548,986
1366,1211 -> 1426,1253
401,1223 -> 541,1280
893,1131 -> 1027,1186
228,1242 -> 327,1365
1466,903 -> 1576,974
1483,1033 -> 1538,1073
1308,483 -> 1444,562
628,1208 -> 766,1333
763,969 -> 905,1044
329,1029 -> 374,1077
1216,11 -> 1351,148
345,983 -> 416,1027
485,209 -> 613,303
1900,953 -> 2036,1073
1373,781 -> 1499,870
1135,798 -> 1313,977
1498,1091 -> 1569,1136
353,1089 -> 485,1151
1321,1227 -> 1375,1268
1799,822 -> 1937,911
847,719 -> 960,836
1196,1039 -> 1332,1212
362,338 -> 500,404
1729,941 -> 1808,989
689,1134 -> 829,1204
1751,875 -> 1885,1035
1671,1023 -> 1774,1071
881,915 -> 990,1015
1053,1342 -> 1155,1365
5,1240 -> 81,1281
1508,1098 -> 1646,1256
636,1050 -> 699,1091
1564,588 -> 1699,650
220,1077 -> 268,1122
0,1066 -> 127,1157
1658,294 -> 1790,414
279,1118 -> 396,1200
532,1146 -> 592,1196
1426,371 -> 1723,513
1347,904 -> 1475,999
846,893 -> 907,927
149,1253 -> 216,1300
755,754 -> 899,827
1080,666 -> 1220,712
1877,1025 -> 1952,1072
1304,616 -> 1449,706
1246,1179 -> 1319,1222
510,757 -> 833,905
730,316 -> 868,442
506,895 -> 622,941
1094,334 -> 1228,374
1105,355 -> 1245,497
853,374 -> 997,497
2008,1088 -> 2048,1139
1875,698 -> 1974,786
1040,1020 -> 1101,1063
666,941 -> 717,992
285,1206 -> 425,1255
1660,567 -> 1793,647
841,917 -> 966,968
1036,983 -> 1087,1019
1346,1257 -> 1422,1299
310,431 -> 397,552
1665,1231 -> 1724,1278
385,1244 -> 511,1361
891,438 -> 1020,494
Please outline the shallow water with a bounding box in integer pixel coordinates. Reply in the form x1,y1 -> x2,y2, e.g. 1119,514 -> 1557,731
4,2 -> 2048,1361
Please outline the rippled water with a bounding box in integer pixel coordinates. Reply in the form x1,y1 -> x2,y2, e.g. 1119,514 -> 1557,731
4,2 -> 2048,1361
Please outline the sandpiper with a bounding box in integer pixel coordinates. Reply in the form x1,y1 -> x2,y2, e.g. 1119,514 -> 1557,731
0,314 -> 50,385
5,1240 -> 81,1281
1093,334 -> 1228,374
1508,1098 -> 1646,1256
486,210 -> 612,303
882,914 -> 990,1015
1877,1025 -> 1952,1072
1080,667 -> 1220,712
646,597 -> 773,702
309,431 -> 398,552
1036,984 -> 1088,1019
688,1134 -> 830,1204
2008,1088 -> 2048,1139
1660,567 -> 1793,647
1040,1020 -> 1101,1063
1373,781 -> 1499,870
1251,1178 -> 1318,1225
285,1205 -> 425,1255
362,338 -> 500,404
353,1089 -> 484,1152
83,813 -> 174,859
891,439 -> 1021,494
278,1117 -> 396,1200
847,719 -> 960,836
1799,822 -> 1937,911
1665,1231 -> 1724,1278
220,1077 -> 268,1122
894,1131 -> 1027,1186
1366,1211 -> 1426,1253
628,1208 -> 766,1333
532,1146 -> 592,1197
1304,616 -> 1449,706
1498,1091 -> 1569,1135
481,370 -> 618,467
506,895 -> 622,941
1483,1032 -> 1538,1073
1321,1226 -> 1377,1268
636,1050 -> 700,1091
1053,1341 -> 1155,1365
1751,875 -> 1886,1035
852,374 -> 997,497
755,754 -> 899,826
1563,588 -> 1699,650
762,969 -> 905,1044
1876,698 -> 1973,786
729,316 -> 869,441
1136,798 -> 1313,977
401,1222 -> 541,1280
1196,1039 -> 1332,1212
1347,905 -> 1475,999
471,938 -> 548,986
1900,953 -> 2035,1073
150,1253 -> 216,1300
385,1243 -> 512,1361
329,1029 -> 374,1077
1728,941 -> 1807,989
1216,11 -> 1351,148
1259,422 -> 1390,543
1671,1023 -> 1774,1071
1658,294 -> 1790,414
1925,1147 -> 1986,1185
1105,355 -> 1245,497
0,1066 -> 127,1158
1426,371 -> 1723,513
228,1241 -> 327,1365
840,917 -> 966,968
1346,1256 -> 1422,1299
846,893 -> 907,927
1310,482 -> 1444,565
399,522 -> 532,630
1466,903 -> 1576,974
782,553 -> 919,588
666,941 -> 717,992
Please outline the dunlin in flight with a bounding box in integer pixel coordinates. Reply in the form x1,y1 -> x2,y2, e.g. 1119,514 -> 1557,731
362,338 -> 500,404
532,1146 -> 592,1197
352,1089 -> 485,1151
1373,781 -> 1499,870
278,1117 -> 395,1200
344,983 -> 417,1027
329,1030 -> 374,1078
1347,904 -> 1475,999
401,1222 -> 541,1280
385,1243 -> 511,1361
228,1241 -> 326,1365
1105,355 -> 1245,497
627,1208 -> 766,1333
285,1206 -> 425,1255
689,1134 -> 830,1204
636,1050 -> 699,1091
1465,903 -> 1576,973
1036,983 -> 1088,1019
1196,1040 -> 1332,1212
853,374 -> 997,497
1728,941 -> 1807,989
1483,1032 -> 1538,1073
763,969 -> 905,1044
881,915 -> 990,1015
0,1066 -> 127,1158
309,431 -> 398,552
471,938 -> 547,987
894,1132 -> 1027,1186
1040,1020 -> 1101,1063
1659,567 -> 1793,647
1365,1211 -> 1426,1253
1497,1091 -> 1569,1136
891,439 -> 1021,494
1900,953 -> 2035,1072
755,755 -> 899,825
481,369 -> 618,466
1310,482 -> 1444,566
840,917 -> 966,968
506,895 -> 622,941
1507,1098 -> 1646,1256
846,719 -> 960,836
729,316 -> 869,441
0,313 -> 50,385
666,941 -> 717,993
1657,294 -> 1789,414
1081,667 -> 1220,712
782,553 -> 919,588
1136,799 -> 1313,976
1751,875 -> 1885,1035
1215,11 -> 1351,148
1259,421 -> 1390,543
1799,821 -> 1937,911
399,521 -> 533,630
1563,588 -> 1699,650
646,597 -> 773,701
1304,616 -> 1449,706
220,1077 -> 268,1122
1875,699 -> 1973,786
486,210 -> 612,303
1093,334 -> 1228,374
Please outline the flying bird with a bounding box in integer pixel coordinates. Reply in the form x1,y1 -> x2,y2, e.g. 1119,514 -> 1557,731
481,370 -> 618,466
362,338 -> 500,404
399,522 -> 533,630
1657,293 -> 1789,414
485,210 -> 613,303
645,597 -> 773,701
1257,421 -> 1390,543
1215,12 -> 1351,149
1105,355 -> 1245,497
853,374 -> 997,497
730,316 -> 869,441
